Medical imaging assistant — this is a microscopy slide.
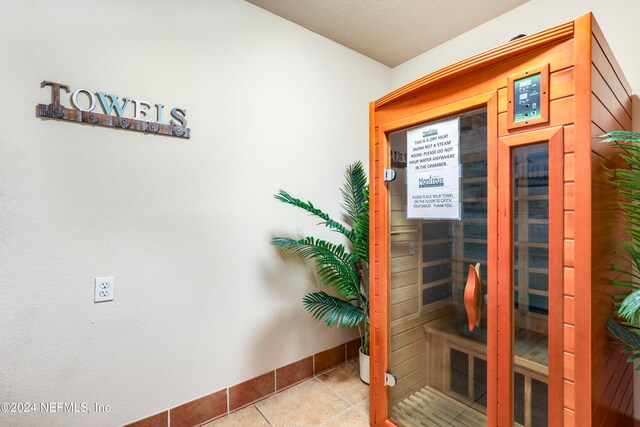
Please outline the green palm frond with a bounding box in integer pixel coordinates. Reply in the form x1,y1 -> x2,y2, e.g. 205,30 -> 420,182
601,131 -> 640,362
607,318 -> 640,369
340,161 -> 369,269
616,169 -> 640,182
600,131 -> 640,144
622,241 -> 640,272
272,161 -> 370,353
271,236 -> 361,298
618,289 -> 640,323
341,161 -> 368,223
303,291 -> 365,328
274,190 -> 355,241
612,279 -> 640,290
352,187 -> 370,265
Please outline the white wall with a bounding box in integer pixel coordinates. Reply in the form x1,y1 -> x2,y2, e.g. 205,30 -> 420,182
392,0 -> 640,95
0,1 -> 390,425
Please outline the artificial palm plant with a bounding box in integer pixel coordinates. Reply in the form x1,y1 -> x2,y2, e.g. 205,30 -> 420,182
271,161 -> 370,355
601,131 -> 640,367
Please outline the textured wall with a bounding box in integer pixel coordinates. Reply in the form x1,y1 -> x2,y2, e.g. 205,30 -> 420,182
0,1 -> 390,425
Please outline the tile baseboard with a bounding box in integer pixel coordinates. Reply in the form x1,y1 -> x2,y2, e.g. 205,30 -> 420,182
170,389 -> 227,427
229,371 -> 275,412
314,344 -> 347,374
276,356 -> 314,391
123,410 -> 168,427
124,338 -> 362,427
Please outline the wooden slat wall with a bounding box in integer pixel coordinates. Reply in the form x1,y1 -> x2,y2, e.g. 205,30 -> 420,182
388,168 -> 426,406
589,18 -> 634,427
563,120 -> 578,424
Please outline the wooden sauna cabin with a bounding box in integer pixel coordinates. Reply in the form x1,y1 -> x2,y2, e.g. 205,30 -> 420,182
368,13 -> 634,427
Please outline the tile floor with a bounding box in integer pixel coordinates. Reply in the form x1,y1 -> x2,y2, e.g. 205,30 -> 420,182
204,358 -> 369,427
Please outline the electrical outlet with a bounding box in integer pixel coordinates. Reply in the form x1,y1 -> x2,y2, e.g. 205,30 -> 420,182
95,277 -> 114,303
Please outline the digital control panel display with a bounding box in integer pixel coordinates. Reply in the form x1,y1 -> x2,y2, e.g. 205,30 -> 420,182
513,73 -> 541,122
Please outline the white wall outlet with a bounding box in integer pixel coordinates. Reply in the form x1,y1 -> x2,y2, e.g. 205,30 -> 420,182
95,277 -> 115,303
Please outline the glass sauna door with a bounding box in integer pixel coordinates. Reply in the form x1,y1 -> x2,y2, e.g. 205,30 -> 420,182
511,144 -> 549,427
387,108 -> 490,426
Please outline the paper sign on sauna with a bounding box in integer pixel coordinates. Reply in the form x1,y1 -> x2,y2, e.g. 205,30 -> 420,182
406,117 -> 461,220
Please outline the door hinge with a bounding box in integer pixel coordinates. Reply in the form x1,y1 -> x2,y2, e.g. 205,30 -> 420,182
384,168 -> 396,182
385,372 -> 397,387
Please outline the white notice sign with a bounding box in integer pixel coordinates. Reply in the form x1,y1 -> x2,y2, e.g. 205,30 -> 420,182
406,117 -> 461,219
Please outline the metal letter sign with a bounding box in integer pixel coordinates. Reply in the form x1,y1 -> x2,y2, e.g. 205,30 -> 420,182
406,117 -> 461,220
36,81 -> 191,139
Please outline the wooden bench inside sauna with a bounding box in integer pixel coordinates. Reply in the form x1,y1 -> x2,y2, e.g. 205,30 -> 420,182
387,109 -> 550,427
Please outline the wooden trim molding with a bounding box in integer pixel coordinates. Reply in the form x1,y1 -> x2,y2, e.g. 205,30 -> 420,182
370,92 -> 498,426
370,124 -> 391,424
378,91 -> 497,135
496,133 -> 514,426
486,91 -> 500,427
497,126 -> 564,425
374,21 -> 573,109
369,99 -> 389,424
572,13 -> 593,427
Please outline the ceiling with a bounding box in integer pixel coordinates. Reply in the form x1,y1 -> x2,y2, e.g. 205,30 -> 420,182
246,0 -> 528,67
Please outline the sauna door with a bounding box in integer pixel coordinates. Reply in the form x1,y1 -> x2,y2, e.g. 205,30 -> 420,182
379,99 -> 560,426
386,107 -> 495,426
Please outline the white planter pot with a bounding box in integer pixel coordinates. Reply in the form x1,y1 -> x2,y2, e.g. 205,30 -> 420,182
359,347 -> 370,384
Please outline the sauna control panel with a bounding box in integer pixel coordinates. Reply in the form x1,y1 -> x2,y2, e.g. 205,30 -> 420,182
513,73 -> 541,123
507,64 -> 549,130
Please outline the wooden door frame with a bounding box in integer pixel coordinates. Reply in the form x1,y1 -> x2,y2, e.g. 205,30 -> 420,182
369,91 -> 499,426
496,126 -> 564,426
370,103 -> 563,427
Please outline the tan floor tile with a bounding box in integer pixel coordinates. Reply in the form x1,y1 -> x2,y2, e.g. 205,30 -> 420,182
201,405 -> 269,427
345,357 -> 359,372
355,398 -> 369,418
255,378 -> 350,426
317,363 -> 369,405
321,409 -> 369,427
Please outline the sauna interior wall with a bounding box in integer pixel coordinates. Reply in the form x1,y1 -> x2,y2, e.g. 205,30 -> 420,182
387,144 -> 432,406
387,155 -> 422,406
588,18 -> 634,427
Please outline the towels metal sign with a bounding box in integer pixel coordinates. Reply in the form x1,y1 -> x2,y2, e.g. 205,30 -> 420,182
37,81 -> 190,139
